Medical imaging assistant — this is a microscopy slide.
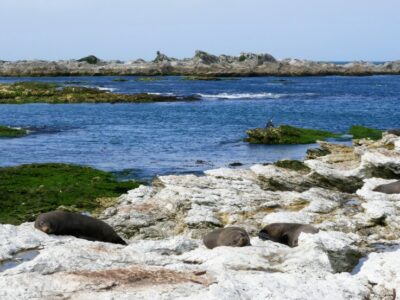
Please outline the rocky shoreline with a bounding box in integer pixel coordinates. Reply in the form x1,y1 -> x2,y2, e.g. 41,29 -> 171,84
1,133 -> 400,299
1,51 -> 400,77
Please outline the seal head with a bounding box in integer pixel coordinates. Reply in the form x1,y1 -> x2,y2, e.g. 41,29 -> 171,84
258,223 -> 319,247
373,181 -> 400,194
203,227 -> 251,249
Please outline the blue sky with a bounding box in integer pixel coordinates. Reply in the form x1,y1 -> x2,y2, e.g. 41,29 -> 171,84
1,0 -> 399,61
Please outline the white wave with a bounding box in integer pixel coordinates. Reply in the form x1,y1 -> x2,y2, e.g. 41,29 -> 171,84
97,87 -> 117,92
198,92 -> 286,99
80,85 -> 118,92
198,92 -> 317,100
148,92 -> 175,96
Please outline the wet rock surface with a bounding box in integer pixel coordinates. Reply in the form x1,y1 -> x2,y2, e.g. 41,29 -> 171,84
1,132 -> 400,299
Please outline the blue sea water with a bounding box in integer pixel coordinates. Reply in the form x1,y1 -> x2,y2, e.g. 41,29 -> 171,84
0,75 -> 399,180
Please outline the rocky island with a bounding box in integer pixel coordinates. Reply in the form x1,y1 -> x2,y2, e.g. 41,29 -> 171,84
1,51 -> 400,77
1,132 -> 399,299
0,82 -> 199,104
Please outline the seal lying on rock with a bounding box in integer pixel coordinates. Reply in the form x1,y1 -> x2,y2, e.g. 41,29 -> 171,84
34,211 -> 127,245
258,223 -> 319,247
373,180 -> 400,194
203,227 -> 251,249
387,129 -> 400,136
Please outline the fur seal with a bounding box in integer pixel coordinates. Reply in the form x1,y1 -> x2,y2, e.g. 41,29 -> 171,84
258,223 -> 319,247
34,211 -> 127,245
387,129 -> 400,136
373,180 -> 400,194
203,227 -> 251,249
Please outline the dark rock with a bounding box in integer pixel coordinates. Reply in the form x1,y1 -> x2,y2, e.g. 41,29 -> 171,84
77,55 -> 100,65
229,162 -> 243,167
154,51 -> 175,63
193,50 -> 219,64
306,148 -> 331,159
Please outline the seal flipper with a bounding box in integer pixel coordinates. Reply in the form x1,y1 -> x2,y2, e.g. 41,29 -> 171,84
258,230 -> 271,241
280,233 -> 290,246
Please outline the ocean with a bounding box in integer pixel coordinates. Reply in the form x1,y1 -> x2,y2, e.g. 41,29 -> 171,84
0,75 -> 399,180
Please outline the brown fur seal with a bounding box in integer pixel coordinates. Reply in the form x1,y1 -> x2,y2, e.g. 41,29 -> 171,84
34,211 -> 127,245
203,227 -> 251,249
258,223 -> 319,247
373,181 -> 400,194
387,129 -> 400,136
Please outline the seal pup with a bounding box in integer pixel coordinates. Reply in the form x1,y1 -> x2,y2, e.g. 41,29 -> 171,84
203,227 -> 251,249
373,180 -> 400,194
34,211 -> 127,245
258,223 -> 319,247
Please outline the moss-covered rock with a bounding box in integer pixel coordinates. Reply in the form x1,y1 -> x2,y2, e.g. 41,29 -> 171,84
0,163 -> 140,225
77,55 -> 100,64
0,125 -> 28,138
349,125 -> 383,140
136,77 -> 164,82
0,82 -> 199,104
245,125 -> 340,145
274,160 -> 311,172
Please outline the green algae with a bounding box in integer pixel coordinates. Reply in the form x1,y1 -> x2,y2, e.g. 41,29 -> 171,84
245,125 -> 340,145
348,125 -> 383,140
0,163 -> 140,225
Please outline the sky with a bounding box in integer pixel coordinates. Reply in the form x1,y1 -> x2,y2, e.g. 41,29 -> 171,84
1,0 -> 399,61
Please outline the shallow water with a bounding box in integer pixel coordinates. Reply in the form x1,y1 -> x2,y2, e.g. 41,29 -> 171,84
0,249 -> 40,272
0,75 -> 399,180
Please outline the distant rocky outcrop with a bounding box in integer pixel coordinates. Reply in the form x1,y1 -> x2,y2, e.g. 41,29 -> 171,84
1,51 -> 399,76
77,55 -> 100,65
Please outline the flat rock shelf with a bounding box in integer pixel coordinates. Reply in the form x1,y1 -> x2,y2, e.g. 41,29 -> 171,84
1,133 -> 400,299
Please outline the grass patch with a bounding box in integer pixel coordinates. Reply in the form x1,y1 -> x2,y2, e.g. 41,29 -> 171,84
0,125 -> 28,138
0,163 -> 140,225
245,125 -> 339,145
274,160 -> 310,172
0,82 -> 199,104
348,125 -> 383,140
136,77 -> 164,82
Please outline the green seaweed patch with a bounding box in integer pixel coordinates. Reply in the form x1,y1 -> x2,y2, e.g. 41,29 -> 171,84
0,126 -> 28,138
348,125 -> 383,140
245,125 -> 340,145
274,160 -> 311,172
0,163 -> 140,225
0,82 -> 198,104
136,77 -> 164,82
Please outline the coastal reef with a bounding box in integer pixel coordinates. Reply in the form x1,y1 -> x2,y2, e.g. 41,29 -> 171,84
1,132 -> 400,299
1,50 -> 400,76
0,125 -> 27,138
0,82 -> 199,104
245,125 -> 383,145
245,125 -> 340,144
